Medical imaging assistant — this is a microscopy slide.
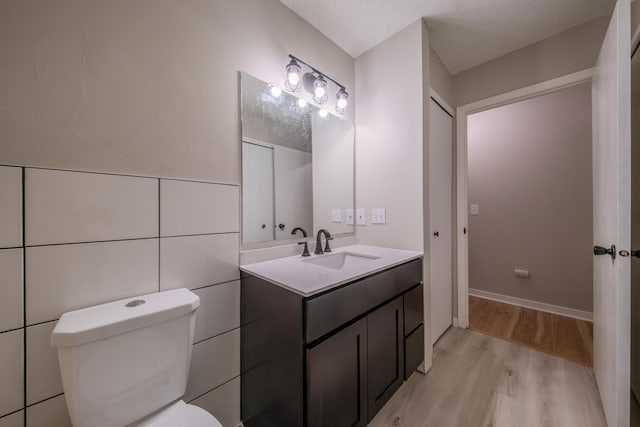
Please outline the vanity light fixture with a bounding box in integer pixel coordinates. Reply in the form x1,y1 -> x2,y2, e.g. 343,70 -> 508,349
284,54 -> 349,114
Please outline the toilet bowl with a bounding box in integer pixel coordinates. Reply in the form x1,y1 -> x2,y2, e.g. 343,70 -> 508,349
51,288 -> 223,427
133,400 -> 222,427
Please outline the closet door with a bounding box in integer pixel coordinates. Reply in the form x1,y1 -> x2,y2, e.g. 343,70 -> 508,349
629,25 -> 640,420
429,97 -> 454,343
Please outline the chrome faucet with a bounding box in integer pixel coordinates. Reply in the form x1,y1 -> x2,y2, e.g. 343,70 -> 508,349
291,227 -> 310,257
315,229 -> 333,255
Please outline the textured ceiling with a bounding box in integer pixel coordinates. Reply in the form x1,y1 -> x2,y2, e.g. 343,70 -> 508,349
280,0 -> 614,74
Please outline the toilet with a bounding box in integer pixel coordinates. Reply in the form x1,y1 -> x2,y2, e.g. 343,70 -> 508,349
51,288 -> 223,427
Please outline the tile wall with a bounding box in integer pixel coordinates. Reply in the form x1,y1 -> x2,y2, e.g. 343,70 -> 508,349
0,165 -> 241,427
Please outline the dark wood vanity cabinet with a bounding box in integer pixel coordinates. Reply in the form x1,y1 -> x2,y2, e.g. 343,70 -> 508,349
241,258 -> 424,427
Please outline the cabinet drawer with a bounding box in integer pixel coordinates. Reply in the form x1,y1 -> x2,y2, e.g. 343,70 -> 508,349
404,323 -> 424,380
305,258 -> 422,343
403,284 -> 423,336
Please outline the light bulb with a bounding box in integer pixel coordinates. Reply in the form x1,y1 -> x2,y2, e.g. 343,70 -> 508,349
337,98 -> 347,109
319,109 -> 328,118
288,72 -> 300,86
297,98 -> 308,108
271,86 -> 282,97
314,86 -> 325,99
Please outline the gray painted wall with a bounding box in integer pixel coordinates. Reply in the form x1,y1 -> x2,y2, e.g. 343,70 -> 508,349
429,48 -> 454,107
354,18 -> 434,369
467,83 -> 593,312
0,0 -> 354,183
0,1 -> 355,425
454,16 -> 609,107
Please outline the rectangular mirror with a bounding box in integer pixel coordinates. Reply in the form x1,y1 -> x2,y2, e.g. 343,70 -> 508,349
240,72 -> 354,244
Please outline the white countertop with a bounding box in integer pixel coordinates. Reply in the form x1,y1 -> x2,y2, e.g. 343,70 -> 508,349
240,244 -> 423,297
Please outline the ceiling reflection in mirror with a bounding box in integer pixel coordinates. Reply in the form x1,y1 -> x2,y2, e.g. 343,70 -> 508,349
240,72 -> 354,244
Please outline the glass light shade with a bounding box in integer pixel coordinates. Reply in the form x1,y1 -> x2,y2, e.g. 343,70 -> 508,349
285,59 -> 302,92
336,88 -> 349,114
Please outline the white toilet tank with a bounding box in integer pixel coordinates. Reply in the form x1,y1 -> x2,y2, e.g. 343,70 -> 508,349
51,288 -> 200,427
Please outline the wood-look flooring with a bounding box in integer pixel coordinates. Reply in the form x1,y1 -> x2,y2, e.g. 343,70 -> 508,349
468,296 -> 593,366
368,327 -> 607,427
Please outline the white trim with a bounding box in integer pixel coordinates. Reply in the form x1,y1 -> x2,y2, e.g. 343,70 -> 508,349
455,68 -> 595,329
429,88 -> 455,117
457,68 -> 594,115
468,288 -> 593,322
452,317 -> 459,328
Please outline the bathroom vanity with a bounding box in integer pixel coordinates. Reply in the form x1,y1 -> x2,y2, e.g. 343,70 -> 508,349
240,245 -> 424,426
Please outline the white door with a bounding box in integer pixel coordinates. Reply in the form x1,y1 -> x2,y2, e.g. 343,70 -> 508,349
592,1 -> 631,425
242,141 -> 275,243
631,36 -> 640,416
429,98 -> 453,344
273,145 -> 313,239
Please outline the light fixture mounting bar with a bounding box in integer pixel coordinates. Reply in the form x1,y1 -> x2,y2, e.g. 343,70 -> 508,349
288,54 -> 346,90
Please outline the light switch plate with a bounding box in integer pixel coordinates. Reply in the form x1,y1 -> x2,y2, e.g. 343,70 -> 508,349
356,209 -> 366,226
470,204 -> 480,216
331,209 -> 342,223
346,209 -> 354,225
371,208 -> 386,224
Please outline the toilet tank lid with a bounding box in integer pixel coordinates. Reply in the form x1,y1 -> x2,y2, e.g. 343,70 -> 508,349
51,288 -> 200,348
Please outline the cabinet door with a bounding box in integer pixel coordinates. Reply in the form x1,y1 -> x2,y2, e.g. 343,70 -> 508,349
367,297 -> 404,421
307,318 -> 367,427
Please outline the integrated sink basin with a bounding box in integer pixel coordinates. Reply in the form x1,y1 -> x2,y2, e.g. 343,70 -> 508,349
240,243 -> 423,296
303,251 -> 380,270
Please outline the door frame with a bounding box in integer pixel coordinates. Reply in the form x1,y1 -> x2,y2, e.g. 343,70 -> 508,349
454,68 -> 594,328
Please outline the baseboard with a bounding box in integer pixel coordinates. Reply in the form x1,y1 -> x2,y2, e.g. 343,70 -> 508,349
452,317 -> 459,328
468,288 -> 593,322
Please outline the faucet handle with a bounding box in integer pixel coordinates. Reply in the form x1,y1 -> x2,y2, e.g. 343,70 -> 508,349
324,237 -> 333,253
298,241 -> 311,257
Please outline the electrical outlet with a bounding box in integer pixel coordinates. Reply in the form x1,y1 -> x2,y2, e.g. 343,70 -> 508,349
346,209 -> 354,225
470,204 -> 480,215
356,209 -> 366,225
371,208 -> 386,224
331,209 -> 342,223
